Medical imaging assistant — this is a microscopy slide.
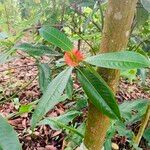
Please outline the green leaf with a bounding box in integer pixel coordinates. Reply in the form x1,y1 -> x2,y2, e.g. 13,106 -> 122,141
121,69 -> 137,82
77,67 -> 121,119
38,63 -> 51,93
39,117 -> 83,137
106,122 -> 116,139
39,26 -> 73,51
119,99 -> 149,114
66,122 -> 85,149
141,0 -> 150,12
138,68 -> 147,84
143,128 -> 150,142
31,67 -> 73,129
75,98 -> 88,110
85,51 -> 150,69
104,139 -> 112,150
54,110 -> 81,124
0,115 -> 22,150
38,110 -> 81,130
119,99 -> 149,124
115,121 -> 134,139
15,43 -> 61,56
66,76 -> 73,99
19,104 -> 33,113
137,2 -> 149,27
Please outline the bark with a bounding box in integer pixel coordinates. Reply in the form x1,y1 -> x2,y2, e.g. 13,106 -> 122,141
84,0 -> 138,149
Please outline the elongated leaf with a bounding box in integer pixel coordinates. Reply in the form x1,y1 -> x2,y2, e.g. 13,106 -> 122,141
66,76 -> 73,99
119,99 -> 149,114
143,128 -> 150,142
38,110 -> 81,130
56,110 -> 81,123
70,122 -> 85,148
0,115 -> 22,150
31,67 -> 73,129
15,43 -> 61,56
104,139 -> 112,150
116,121 -> 134,139
39,26 -> 73,51
119,99 -> 149,125
85,51 -> 150,69
39,117 -> 83,137
75,98 -> 88,110
77,67 -> 121,119
38,63 -> 51,93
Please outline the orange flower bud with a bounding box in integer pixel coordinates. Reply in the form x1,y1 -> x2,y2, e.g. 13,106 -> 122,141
64,49 -> 84,67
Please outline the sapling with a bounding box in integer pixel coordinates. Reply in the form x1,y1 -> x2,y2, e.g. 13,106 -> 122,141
25,8 -> 149,148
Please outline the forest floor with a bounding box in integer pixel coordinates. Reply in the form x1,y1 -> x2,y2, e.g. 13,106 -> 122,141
0,51 -> 149,150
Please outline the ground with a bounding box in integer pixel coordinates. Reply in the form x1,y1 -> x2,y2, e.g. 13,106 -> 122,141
0,51 -> 149,150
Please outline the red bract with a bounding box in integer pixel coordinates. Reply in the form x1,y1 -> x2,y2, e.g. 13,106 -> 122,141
64,49 -> 84,67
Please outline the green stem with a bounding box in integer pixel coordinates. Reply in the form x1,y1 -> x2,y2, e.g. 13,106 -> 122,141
134,105 -> 150,146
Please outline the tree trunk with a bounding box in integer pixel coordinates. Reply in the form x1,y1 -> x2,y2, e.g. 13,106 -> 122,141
84,0 -> 138,149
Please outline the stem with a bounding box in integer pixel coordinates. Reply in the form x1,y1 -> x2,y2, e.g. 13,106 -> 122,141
134,105 -> 150,146
84,0 -> 138,149
99,2 -> 104,30
60,0 -> 66,26
67,25 -> 96,55
78,6 -> 82,51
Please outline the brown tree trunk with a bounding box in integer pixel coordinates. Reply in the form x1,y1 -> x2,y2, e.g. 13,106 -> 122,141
84,0 -> 138,149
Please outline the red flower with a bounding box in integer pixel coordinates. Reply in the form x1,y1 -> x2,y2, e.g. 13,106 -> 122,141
64,49 -> 84,67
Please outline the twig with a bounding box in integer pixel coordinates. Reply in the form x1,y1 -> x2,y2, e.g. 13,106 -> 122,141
130,35 -> 150,52
78,6 -> 82,51
99,1 -> 104,30
71,5 -> 102,32
67,26 -> 96,55
133,105 -> 150,146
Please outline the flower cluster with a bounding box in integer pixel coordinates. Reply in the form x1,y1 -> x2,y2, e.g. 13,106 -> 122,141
64,49 -> 84,67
